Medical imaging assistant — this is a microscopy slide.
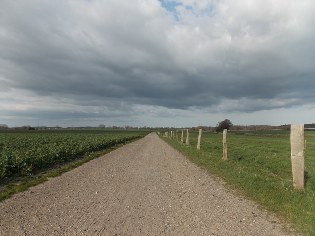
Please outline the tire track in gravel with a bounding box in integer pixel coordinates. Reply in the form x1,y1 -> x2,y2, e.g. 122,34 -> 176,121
0,133 -> 296,235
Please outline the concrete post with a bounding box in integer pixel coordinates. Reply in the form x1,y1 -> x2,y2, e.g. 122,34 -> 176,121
222,129 -> 227,160
181,130 -> 184,143
290,124 -> 304,190
176,130 -> 179,141
186,129 -> 190,145
197,129 -> 202,150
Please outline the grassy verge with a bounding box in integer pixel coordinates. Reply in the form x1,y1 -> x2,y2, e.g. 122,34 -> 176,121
0,136 -> 143,202
161,131 -> 315,235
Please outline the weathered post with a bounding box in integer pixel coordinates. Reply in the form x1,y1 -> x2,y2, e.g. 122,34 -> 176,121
181,130 -> 184,143
186,129 -> 190,145
290,124 -> 304,190
197,129 -> 202,150
176,130 -> 179,141
222,129 -> 228,160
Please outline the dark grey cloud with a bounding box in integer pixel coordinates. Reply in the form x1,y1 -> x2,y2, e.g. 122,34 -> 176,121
1,0 -> 315,126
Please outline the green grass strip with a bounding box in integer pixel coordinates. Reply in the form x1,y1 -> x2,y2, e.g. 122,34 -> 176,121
161,131 -> 315,235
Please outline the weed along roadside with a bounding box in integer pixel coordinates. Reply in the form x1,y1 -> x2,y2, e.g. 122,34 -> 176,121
159,126 -> 315,235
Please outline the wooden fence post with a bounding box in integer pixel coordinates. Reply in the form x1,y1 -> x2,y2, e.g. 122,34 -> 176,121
186,129 -> 190,145
197,129 -> 202,150
181,130 -> 184,143
290,124 -> 304,190
222,129 -> 228,160
176,130 -> 178,141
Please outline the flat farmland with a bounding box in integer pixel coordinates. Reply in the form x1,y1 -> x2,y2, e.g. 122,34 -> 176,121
0,133 -> 294,235
0,129 -> 148,180
163,130 -> 315,234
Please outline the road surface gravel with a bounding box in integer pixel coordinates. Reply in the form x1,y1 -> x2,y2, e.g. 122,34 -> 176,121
0,133 -> 296,235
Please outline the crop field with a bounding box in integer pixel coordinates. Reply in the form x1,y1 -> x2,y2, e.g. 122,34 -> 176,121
163,130 -> 315,235
0,130 -> 148,180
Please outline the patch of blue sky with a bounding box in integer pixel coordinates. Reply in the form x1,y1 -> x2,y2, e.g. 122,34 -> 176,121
159,0 -> 183,20
159,0 -> 182,12
185,5 -> 193,11
198,4 -> 216,17
187,3 -> 216,18
159,1 -> 216,20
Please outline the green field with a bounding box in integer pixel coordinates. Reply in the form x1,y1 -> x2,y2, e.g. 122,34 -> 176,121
0,129 -> 148,180
162,130 -> 315,235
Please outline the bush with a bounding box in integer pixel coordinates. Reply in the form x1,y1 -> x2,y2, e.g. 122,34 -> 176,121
215,119 -> 233,132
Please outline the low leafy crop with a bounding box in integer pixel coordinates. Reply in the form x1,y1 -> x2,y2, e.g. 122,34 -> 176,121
0,130 -> 147,179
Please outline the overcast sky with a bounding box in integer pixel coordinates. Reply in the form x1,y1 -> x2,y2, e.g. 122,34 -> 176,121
1,0 -> 315,127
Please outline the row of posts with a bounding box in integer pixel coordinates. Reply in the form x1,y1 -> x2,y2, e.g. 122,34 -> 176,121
162,124 -> 305,191
165,128 -> 224,156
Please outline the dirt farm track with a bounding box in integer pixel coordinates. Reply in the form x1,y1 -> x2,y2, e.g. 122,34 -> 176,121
0,133 -> 296,235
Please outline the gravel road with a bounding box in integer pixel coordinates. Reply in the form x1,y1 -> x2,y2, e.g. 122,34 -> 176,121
0,133 -> 296,235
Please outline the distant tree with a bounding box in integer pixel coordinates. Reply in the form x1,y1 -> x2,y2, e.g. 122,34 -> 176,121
215,119 -> 233,132
0,124 -> 8,130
